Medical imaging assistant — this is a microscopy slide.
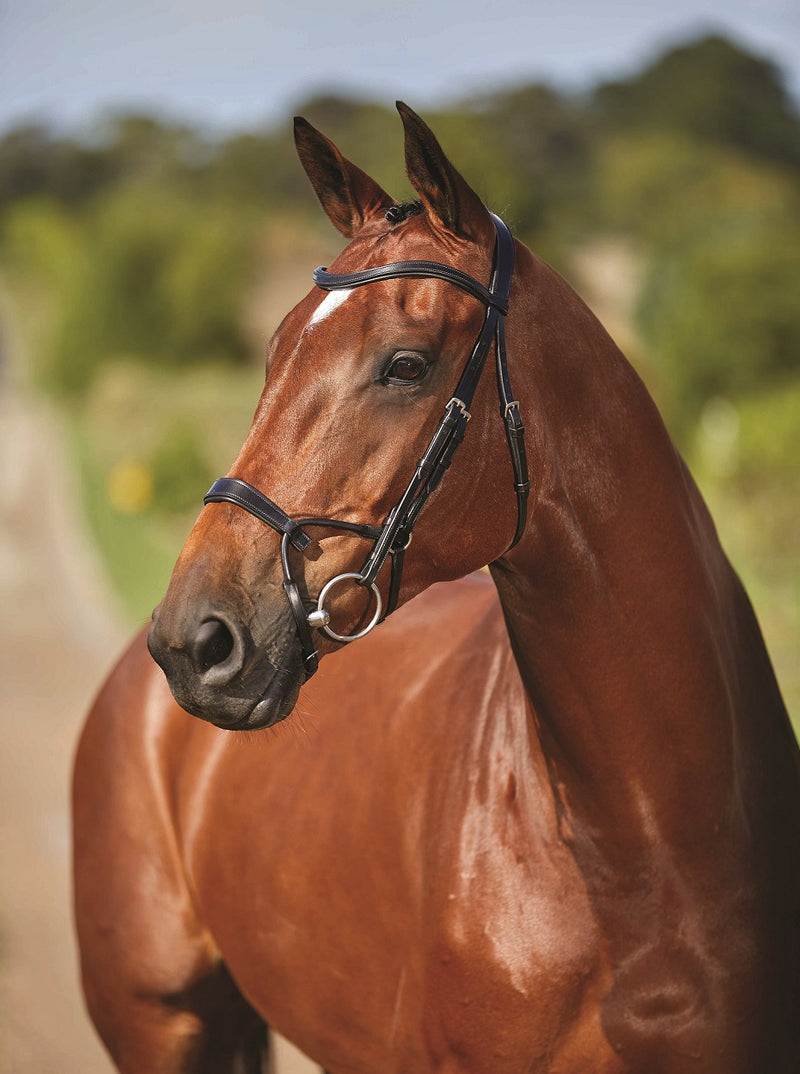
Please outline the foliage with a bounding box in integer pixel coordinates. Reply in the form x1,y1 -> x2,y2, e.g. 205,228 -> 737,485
589,131 -> 799,245
72,360 -> 263,621
594,34 -> 800,169
2,190 -> 255,394
0,124 -> 115,207
637,204 -> 800,437
689,382 -> 800,720
464,84 -> 594,240
148,422 -> 217,514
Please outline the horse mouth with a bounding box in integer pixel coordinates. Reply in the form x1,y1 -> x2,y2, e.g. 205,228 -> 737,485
224,657 -> 303,731
147,614 -> 305,731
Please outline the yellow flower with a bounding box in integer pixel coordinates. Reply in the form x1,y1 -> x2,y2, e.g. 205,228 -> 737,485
107,460 -> 154,514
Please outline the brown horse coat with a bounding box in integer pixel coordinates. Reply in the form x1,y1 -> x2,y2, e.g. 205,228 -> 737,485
73,105 -> 800,1073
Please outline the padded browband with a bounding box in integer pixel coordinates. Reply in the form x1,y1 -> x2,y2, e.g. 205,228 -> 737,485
312,261 -> 508,315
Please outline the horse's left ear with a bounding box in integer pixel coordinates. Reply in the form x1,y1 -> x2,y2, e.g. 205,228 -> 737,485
397,102 -> 493,244
294,117 -> 395,238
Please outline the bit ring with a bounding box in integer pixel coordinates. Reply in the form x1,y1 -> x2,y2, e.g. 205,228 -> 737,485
309,572 -> 383,642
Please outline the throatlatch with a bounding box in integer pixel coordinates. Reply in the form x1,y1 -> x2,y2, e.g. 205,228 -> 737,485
204,212 -> 529,678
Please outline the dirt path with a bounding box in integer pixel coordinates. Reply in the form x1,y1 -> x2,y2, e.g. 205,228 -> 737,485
0,382 -> 124,1074
0,373 -> 317,1071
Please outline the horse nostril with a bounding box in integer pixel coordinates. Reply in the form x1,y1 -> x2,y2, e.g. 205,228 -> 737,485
193,618 -> 235,673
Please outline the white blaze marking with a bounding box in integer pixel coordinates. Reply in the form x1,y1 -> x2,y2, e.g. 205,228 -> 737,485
308,288 -> 353,327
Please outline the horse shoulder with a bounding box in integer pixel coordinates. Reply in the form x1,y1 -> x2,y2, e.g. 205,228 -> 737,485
72,630 -> 249,1066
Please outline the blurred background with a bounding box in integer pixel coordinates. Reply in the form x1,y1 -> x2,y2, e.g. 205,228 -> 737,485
1,1 -> 798,1071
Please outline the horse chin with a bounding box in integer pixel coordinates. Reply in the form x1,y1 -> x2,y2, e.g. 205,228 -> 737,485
148,626 -> 305,731
241,680 -> 302,730
173,663 -> 302,731
229,661 -> 303,730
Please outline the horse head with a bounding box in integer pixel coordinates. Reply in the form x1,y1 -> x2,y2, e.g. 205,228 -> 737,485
148,104 -> 526,729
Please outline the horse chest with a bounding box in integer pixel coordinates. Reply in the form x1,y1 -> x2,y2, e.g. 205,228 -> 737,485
186,735 -> 613,1073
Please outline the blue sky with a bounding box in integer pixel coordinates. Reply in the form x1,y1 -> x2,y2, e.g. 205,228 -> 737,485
2,0 -> 799,136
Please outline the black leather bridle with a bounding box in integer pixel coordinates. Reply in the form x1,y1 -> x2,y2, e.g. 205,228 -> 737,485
203,212 -> 529,678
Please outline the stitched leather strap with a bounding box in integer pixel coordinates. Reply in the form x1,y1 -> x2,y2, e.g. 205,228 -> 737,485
279,532 -> 320,676
204,478 -> 312,552
493,302 -> 530,550
313,260 -> 507,315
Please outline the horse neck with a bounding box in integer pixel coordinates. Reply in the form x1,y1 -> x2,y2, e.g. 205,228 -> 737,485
490,248 -> 787,859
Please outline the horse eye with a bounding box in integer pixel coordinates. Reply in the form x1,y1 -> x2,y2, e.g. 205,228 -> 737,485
384,353 -> 428,384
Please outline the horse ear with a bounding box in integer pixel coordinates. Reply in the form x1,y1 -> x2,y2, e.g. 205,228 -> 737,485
396,102 -> 492,243
293,117 -> 394,238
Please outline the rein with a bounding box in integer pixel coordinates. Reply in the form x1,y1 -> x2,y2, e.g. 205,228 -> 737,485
204,213 -> 529,678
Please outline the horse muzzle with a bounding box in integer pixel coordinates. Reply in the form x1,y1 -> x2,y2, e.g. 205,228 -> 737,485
147,602 -> 304,730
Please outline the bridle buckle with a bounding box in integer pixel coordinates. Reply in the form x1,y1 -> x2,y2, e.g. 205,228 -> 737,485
447,397 -> 472,422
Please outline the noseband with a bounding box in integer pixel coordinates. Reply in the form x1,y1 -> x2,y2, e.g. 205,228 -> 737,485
204,213 -> 529,678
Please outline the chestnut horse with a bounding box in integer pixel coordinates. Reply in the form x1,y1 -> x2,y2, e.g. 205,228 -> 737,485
73,105 -> 800,1073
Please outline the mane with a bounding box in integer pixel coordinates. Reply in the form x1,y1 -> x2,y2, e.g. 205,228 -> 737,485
384,200 -> 424,225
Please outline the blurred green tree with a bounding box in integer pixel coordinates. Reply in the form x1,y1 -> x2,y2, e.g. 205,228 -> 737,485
463,84 -> 593,241
638,206 -> 800,438
0,124 -> 115,207
594,34 -> 800,169
590,132 -> 799,244
39,191 -> 253,394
